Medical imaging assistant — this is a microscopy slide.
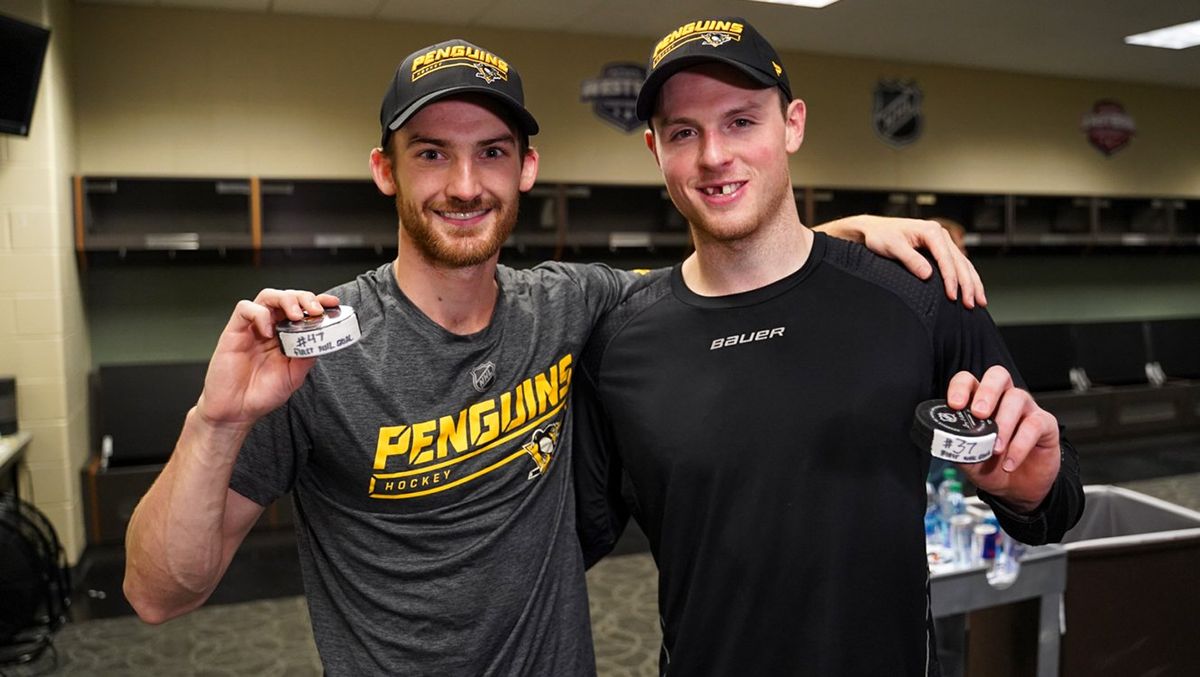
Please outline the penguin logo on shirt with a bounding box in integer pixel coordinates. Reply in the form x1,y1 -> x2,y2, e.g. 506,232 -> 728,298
471,361 -> 496,392
522,423 -> 561,480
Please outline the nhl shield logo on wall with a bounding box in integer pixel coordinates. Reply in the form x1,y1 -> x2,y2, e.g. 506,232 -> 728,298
580,63 -> 647,133
873,79 -> 923,148
1080,100 -> 1135,156
470,361 -> 496,392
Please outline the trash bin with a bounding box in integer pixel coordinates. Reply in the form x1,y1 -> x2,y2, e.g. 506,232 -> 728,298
1059,485 -> 1200,677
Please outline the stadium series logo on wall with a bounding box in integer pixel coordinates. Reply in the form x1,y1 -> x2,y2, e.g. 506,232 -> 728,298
1080,100 -> 1135,156
580,63 -> 647,133
872,79 -> 923,147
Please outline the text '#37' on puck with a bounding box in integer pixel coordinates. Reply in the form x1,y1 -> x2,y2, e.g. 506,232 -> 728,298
910,399 -> 997,464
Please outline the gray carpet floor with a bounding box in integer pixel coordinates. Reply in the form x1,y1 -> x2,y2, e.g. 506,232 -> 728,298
4,474 -> 1197,677
2,553 -> 661,677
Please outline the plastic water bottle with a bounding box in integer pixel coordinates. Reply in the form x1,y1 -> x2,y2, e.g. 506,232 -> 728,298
935,468 -> 958,516
939,479 -> 966,547
924,482 -> 941,546
949,514 -> 975,567
987,529 -> 1025,589
934,469 -> 956,543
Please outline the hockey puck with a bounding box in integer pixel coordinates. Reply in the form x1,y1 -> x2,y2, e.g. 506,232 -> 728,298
276,305 -> 361,358
911,399 -> 997,464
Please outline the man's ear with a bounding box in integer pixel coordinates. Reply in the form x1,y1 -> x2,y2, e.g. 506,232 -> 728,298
369,147 -> 397,196
644,128 -> 662,168
784,99 -> 806,153
519,147 -> 540,192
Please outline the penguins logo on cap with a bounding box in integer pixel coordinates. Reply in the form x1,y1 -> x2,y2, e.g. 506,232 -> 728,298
474,63 -> 503,84
700,32 -> 733,48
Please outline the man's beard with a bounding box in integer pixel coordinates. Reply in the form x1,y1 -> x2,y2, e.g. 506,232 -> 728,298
396,189 -> 518,268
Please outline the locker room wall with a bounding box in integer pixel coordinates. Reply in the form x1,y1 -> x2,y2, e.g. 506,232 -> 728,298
73,5 -> 1200,196
67,4 -> 1200,365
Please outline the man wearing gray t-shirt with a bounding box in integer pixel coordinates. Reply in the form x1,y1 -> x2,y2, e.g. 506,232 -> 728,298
122,38 -> 983,675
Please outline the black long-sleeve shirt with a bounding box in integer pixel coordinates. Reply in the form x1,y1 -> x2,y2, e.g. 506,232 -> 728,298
574,233 -> 1084,677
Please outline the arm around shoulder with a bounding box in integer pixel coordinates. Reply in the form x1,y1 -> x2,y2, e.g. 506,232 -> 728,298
815,214 -> 985,308
572,356 -> 631,568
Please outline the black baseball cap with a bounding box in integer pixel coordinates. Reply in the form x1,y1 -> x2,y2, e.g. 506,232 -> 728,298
379,39 -> 539,148
636,17 -> 793,121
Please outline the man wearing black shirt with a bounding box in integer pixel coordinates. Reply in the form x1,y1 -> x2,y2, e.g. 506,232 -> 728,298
575,18 -> 1084,676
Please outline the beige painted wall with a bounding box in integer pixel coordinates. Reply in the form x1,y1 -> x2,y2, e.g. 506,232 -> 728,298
74,5 -> 1200,197
0,0 -> 90,562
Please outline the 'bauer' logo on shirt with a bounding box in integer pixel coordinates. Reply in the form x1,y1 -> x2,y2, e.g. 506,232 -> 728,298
710,326 -> 785,351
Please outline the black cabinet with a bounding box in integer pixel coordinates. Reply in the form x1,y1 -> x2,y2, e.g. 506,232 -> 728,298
72,175 -> 1200,263
1010,195 -> 1091,245
1174,199 -> 1200,241
260,179 -> 396,251
809,188 -> 910,224
804,188 -> 1199,250
560,185 -> 688,251
1095,198 -> 1172,246
79,177 -> 252,252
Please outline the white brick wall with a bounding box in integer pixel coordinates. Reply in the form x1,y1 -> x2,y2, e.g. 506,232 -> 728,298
0,0 -> 88,563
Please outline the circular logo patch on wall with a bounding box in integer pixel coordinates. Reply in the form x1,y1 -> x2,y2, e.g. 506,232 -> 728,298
1081,100 -> 1135,156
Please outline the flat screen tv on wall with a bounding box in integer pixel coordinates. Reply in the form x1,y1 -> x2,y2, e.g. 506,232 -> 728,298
0,13 -> 52,137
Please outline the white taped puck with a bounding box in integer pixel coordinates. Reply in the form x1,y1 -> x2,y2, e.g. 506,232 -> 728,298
276,305 -> 361,358
911,399 -> 997,464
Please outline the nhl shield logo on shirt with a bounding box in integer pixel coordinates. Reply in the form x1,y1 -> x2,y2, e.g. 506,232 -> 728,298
471,361 -> 496,392
873,79 -> 923,148
1081,99 -> 1135,156
580,63 -> 646,133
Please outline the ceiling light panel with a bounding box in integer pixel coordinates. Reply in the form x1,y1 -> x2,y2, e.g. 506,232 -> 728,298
1124,19 -> 1200,50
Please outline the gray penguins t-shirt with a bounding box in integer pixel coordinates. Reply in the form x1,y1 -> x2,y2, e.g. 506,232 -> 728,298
230,261 -> 640,676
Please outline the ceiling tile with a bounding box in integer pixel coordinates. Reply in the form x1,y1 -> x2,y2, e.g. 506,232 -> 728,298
66,0 -> 1200,88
